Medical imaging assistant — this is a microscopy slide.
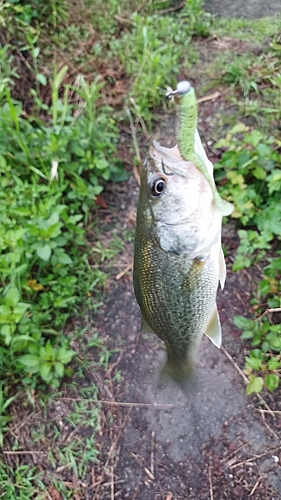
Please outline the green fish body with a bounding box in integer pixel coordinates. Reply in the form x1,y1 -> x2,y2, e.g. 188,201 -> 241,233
133,134 -> 228,385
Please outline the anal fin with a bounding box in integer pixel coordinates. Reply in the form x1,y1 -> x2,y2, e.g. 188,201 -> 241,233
140,316 -> 155,334
204,307 -> 222,348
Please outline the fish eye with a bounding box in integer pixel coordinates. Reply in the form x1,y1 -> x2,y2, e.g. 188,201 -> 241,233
150,177 -> 166,197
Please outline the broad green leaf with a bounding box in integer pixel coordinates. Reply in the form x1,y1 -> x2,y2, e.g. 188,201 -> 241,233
11,336 -> 37,350
45,341 -> 54,358
67,215 -> 83,224
33,47 -> 40,59
36,73 -> 47,86
252,167 -> 266,180
4,228 -> 26,247
39,363 -> 52,381
246,375 -> 263,395
56,251 -> 73,265
13,303 -> 29,323
15,263 -> 28,276
269,336 -> 281,351
261,341 -> 270,352
1,324 -> 14,336
268,170 -> 281,195
57,346 -> 76,364
55,361 -> 64,377
230,123 -> 249,134
233,316 -> 253,330
46,223 -> 61,239
12,207 -> 31,216
245,357 -> 262,370
37,244 -> 51,261
241,330 -> 254,340
256,205 -> 281,237
45,212 -> 60,228
265,374 -> 279,392
244,130 -> 263,146
267,358 -> 280,370
0,305 -> 12,323
18,354 -> 40,367
250,348 -> 262,358
232,256 -> 252,271
0,155 -> 7,169
4,285 -> 20,308
0,324 -> 12,345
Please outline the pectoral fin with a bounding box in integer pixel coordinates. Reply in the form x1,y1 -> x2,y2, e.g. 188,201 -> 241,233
204,307 -> 222,348
219,247 -> 226,290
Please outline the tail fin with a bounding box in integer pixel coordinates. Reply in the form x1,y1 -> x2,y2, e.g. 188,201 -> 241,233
159,352 -> 196,390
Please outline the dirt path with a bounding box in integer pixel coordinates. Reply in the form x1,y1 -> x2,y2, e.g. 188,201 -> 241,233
204,0 -> 281,19
94,171 -> 281,499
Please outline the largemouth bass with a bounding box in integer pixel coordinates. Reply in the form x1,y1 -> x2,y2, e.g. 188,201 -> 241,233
133,130 -> 232,385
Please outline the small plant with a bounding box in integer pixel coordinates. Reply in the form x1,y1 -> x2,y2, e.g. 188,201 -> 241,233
0,45 -> 20,95
107,1 -> 211,127
18,341 -> 76,388
0,464 -> 45,499
215,124 -> 281,268
216,125 -> 281,394
1,0 -> 68,28
0,385 -> 16,447
222,55 -> 259,97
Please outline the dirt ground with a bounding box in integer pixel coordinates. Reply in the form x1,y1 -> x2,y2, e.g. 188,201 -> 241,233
204,0 -> 281,19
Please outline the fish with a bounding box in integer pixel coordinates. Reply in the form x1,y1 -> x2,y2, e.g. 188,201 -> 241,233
133,129 -> 232,385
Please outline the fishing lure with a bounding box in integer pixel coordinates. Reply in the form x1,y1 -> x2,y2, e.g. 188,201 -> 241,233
166,81 -> 233,216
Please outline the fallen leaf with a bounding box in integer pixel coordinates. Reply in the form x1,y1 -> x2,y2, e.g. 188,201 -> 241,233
27,279 -> 44,291
95,194 -> 107,209
48,486 -> 62,500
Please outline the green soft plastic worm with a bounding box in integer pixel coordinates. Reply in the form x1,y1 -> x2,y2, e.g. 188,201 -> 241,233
166,81 -> 233,216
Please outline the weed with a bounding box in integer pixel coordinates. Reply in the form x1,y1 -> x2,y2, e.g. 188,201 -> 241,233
1,0 -> 68,28
0,464 -> 45,500
0,51 -> 125,396
215,124 -> 281,394
114,6 -> 209,126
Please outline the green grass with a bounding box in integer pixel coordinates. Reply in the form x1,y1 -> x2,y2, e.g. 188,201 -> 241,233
213,16 -> 281,41
0,464 -> 45,500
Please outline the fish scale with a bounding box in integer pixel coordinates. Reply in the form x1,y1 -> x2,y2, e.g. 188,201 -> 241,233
134,223 -> 219,381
